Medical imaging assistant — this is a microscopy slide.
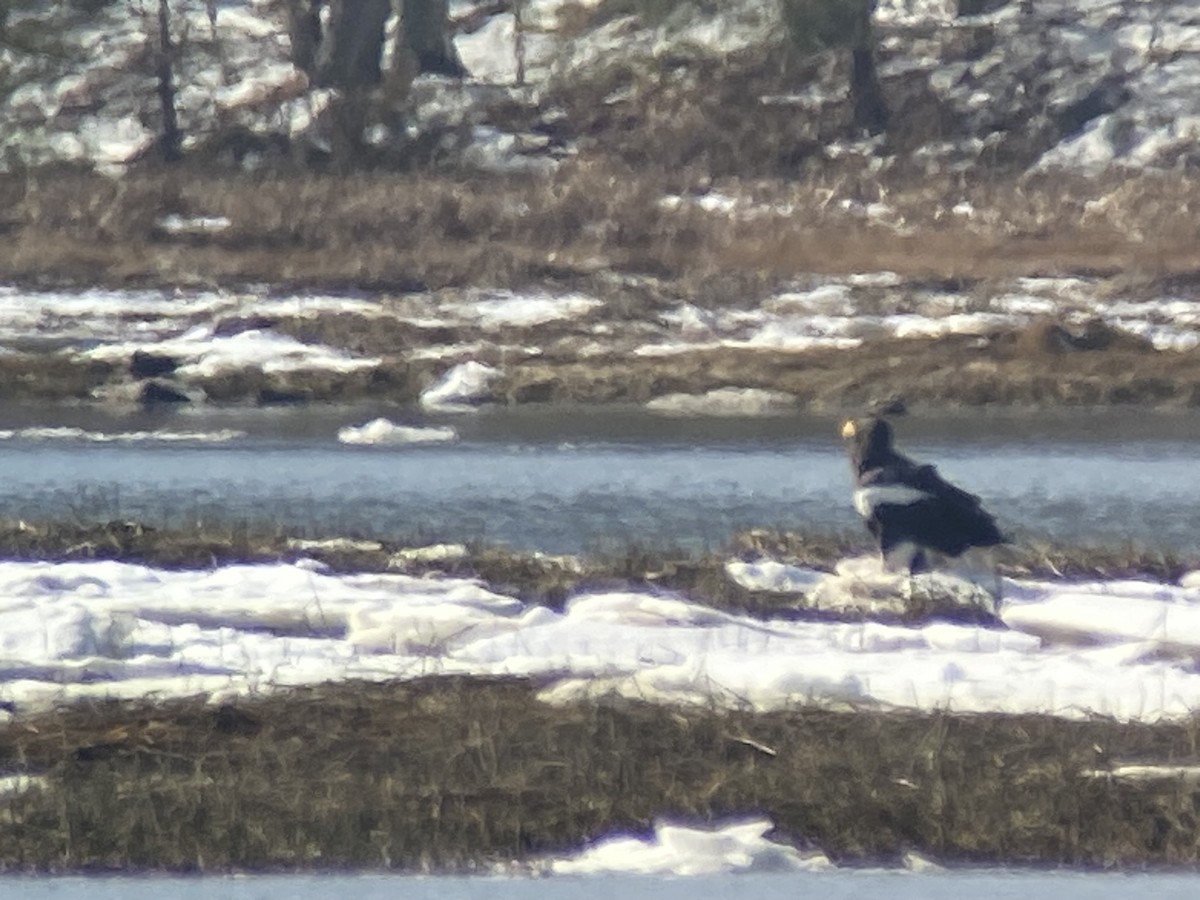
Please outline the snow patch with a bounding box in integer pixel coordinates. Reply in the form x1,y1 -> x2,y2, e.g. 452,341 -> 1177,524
646,387 -> 797,416
4,557 -> 1200,721
420,361 -> 500,411
444,290 -> 604,328
0,426 -> 244,444
544,818 -> 832,876
724,560 -> 827,594
337,418 -> 458,446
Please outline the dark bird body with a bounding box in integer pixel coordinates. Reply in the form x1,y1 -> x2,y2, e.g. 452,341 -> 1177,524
841,416 -> 1004,574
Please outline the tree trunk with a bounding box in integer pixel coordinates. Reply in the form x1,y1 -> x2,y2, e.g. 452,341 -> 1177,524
156,0 -> 182,161
401,0 -> 466,77
286,0 -> 324,77
315,0 -> 394,88
780,0 -> 889,136
850,45 -> 888,135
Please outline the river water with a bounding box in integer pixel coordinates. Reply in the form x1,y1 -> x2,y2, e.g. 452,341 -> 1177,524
3,870 -> 1200,899
3,403 -> 1200,553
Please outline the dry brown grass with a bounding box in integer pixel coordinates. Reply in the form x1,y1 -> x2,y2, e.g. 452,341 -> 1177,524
497,323 -> 1200,410
736,528 -> 1193,585
3,678 -> 1200,871
0,166 -> 674,290
7,163 -> 1200,292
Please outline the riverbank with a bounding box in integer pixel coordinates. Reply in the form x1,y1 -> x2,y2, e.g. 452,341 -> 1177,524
6,170 -> 1200,412
0,519 -> 1190,609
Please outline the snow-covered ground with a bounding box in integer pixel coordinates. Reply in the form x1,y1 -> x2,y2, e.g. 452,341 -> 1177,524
5,0 -> 1200,175
637,274 -> 1200,356
4,553 -> 1200,725
4,277 -> 1199,409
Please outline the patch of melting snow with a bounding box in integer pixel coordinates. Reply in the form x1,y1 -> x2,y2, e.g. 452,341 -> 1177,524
5,557 -> 1200,721
874,0 -> 957,26
645,387 -> 797,416
86,327 -> 381,378
461,125 -> 562,176
389,543 -> 470,566
420,360 -> 501,411
442,289 -> 604,328
337,418 -> 458,446
640,275 -> 1200,356
285,537 -> 385,553
728,555 -> 1002,621
0,426 -> 245,443
184,329 -> 382,376
542,818 -> 832,876
725,559 -> 826,593
1083,764 -> 1200,783
0,287 -> 382,352
659,192 -> 795,219
0,774 -> 45,799
155,214 -> 232,235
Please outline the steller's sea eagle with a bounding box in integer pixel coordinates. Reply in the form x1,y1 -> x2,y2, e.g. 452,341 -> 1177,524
840,415 -> 1005,574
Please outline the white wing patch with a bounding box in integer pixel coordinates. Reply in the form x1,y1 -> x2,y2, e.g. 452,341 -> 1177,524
853,485 -> 933,517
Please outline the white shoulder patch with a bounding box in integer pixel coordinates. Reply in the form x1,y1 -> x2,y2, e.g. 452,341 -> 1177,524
853,485 -> 933,517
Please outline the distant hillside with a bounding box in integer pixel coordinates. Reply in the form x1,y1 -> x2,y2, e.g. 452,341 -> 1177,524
1,0 -> 1198,179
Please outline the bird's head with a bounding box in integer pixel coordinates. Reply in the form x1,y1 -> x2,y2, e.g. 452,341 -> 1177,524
840,416 -> 894,470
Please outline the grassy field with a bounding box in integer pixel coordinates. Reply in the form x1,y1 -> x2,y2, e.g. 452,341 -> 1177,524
3,677 -> 1200,872
5,167 -> 1200,291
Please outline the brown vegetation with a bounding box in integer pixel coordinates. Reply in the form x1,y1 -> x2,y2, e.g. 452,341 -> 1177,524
5,165 -> 1200,292
3,678 -> 1200,872
7,165 -> 1200,409
498,327 -> 1200,410
5,160 -> 1200,409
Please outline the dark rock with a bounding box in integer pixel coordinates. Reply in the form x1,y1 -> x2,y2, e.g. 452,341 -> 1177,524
1055,76 -> 1131,139
957,0 -> 1013,16
139,381 -> 192,404
258,387 -> 308,405
130,351 -> 179,379
213,315 -> 279,337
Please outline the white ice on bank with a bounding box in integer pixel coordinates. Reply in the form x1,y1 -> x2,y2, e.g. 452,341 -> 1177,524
441,290 -> 603,329
636,275 -> 1200,357
420,361 -> 500,410
724,559 -> 825,593
155,214 -> 232,236
2,277 -> 1199,409
543,818 -> 832,876
5,557 -> 1200,724
88,327 -> 382,378
0,426 -> 244,444
645,387 -> 796,416
337,418 -> 458,445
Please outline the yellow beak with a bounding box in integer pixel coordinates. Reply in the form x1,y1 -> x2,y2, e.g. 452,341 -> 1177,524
840,420 -> 857,440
